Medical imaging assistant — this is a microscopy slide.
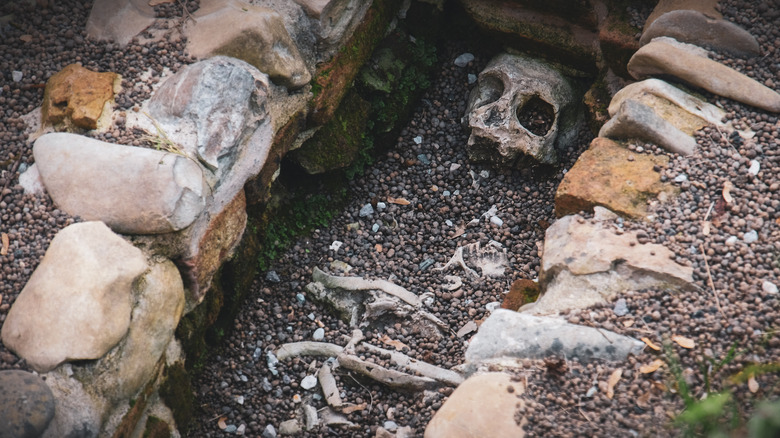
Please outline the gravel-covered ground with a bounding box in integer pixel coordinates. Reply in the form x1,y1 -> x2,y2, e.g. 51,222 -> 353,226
0,0 -> 778,437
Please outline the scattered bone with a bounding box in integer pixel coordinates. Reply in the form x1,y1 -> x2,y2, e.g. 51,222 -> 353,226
359,343 -> 464,387
442,275 -> 463,291
436,245 -> 478,278
318,407 -> 355,428
336,353 -> 439,391
343,329 -> 365,353
312,267 -> 420,306
437,241 -> 509,278
275,341 -> 344,361
318,359 -> 343,408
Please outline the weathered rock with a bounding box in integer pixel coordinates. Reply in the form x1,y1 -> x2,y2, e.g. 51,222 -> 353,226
466,310 -> 644,368
532,214 -> 694,315
465,52 -> 581,166
627,39 -> 780,112
608,78 -> 727,135
640,10 -> 760,57
644,0 -> 721,29
185,0 -> 310,89
599,99 -> 696,155
0,370 -> 55,438
40,367 -> 103,438
1,222 -> 148,373
41,64 -> 120,131
555,137 -> 677,219
293,0 -> 372,54
86,0 -> 156,46
33,133 -> 207,235
424,373 -> 525,438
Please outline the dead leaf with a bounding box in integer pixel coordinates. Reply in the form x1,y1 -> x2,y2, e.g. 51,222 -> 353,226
387,196 -> 410,206
622,319 -> 635,327
448,226 -> 466,240
640,359 -> 664,374
341,403 -> 367,414
748,375 -> 759,393
636,391 -> 651,410
776,218 -> 780,226
722,181 -> 733,204
1,233 -> 8,256
606,369 -> 622,399
375,244 -> 383,253
380,335 -> 408,351
641,337 -> 661,351
672,335 -> 695,349
217,417 -> 227,430
20,35 -> 33,43
702,221 -> 711,236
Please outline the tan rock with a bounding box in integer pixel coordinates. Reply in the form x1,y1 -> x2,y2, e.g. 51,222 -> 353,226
425,373 -> 525,438
599,99 -> 696,155
640,10 -> 759,57
555,137 -> 677,219
644,0 -> 721,29
627,39 -> 780,112
1,222 -> 147,373
41,64 -> 120,130
185,0 -> 311,89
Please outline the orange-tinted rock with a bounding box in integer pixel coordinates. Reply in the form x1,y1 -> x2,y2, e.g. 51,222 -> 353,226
555,137 -> 676,219
501,279 -> 540,311
42,64 -> 119,130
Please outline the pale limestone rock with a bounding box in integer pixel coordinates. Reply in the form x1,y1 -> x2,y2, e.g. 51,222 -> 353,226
533,214 -> 693,315
599,99 -> 696,155
608,78 -> 727,135
33,133 -> 207,235
185,0 -> 311,89
425,373 -> 525,438
465,310 -> 644,367
1,222 -> 148,373
86,0 -> 156,46
640,10 -> 759,57
628,39 -> 780,112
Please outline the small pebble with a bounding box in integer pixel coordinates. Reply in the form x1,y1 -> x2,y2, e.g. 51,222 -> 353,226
453,53 -> 474,67
359,203 -> 374,217
301,375 -> 318,390
762,281 -> 778,295
313,328 -> 325,341
743,230 -> 758,243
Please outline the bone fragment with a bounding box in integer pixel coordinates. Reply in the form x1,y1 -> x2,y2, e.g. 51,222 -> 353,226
318,360 -> 343,408
313,267 -> 421,307
275,342 -> 344,361
359,343 -> 463,387
336,353 -> 438,391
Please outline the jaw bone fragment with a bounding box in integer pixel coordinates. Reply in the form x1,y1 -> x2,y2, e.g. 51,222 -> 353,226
436,241 -> 509,278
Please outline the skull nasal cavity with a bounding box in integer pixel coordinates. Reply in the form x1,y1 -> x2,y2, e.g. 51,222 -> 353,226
473,75 -> 504,108
517,96 -> 554,136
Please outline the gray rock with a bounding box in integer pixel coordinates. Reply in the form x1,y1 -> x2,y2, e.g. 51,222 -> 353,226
185,1 -> 311,89
359,203 -> 374,217
599,99 -> 696,156
465,309 -> 644,366
531,214 -> 693,315
613,298 -> 629,316
263,424 -> 278,438
454,53 -> 475,67
86,0 -> 156,46
465,53 -> 581,166
39,368 -> 102,438
640,10 -> 759,57
0,370 -> 55,438
293,0 -> 372,55
628,39 -> 780,113
1,222 -> 147,373
33,133 -> 207,235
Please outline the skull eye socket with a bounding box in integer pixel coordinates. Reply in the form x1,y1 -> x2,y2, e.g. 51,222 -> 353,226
471,74 -> 504,109
516,95 -> 555,136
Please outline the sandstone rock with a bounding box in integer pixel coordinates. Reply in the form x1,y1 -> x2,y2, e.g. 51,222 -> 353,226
555,137 -> 677,219
1,222 -> 148,373
293,0 -> 372,53
644,0 -> 721,29
465,310 -> 644,366
608,78 -> 727,135
0,370 -> 55,438
424,373 -> 525,438
599,99 -> 696,155
465,53 -> 581,166
41,64 -> 120,131
86,0 -> 156,46
640,10 -> 760,57
33,133 -> 207,235
627,39 -> 780,112
532,214 -> 694,315
185,0 -> 310,89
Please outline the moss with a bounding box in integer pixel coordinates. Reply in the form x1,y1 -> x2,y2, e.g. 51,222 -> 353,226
142,416 -> 171,438
159,363 -> 195,434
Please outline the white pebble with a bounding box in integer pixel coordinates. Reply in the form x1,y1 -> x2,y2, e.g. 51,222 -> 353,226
12,71 -> 22,82
330,240 -> 343,251
762,281 -> 778,295
383,421 -> 398,432
743,230 -> 758,243
490,216 -> 503,227
372,223 -> 380,232
236,424 -> 246,436
467,73 -> 477,84
450,163 -> 461,172
674,174 -> 688,183
376,202 -> 387,210
748,160 -> 760,175
445,219 -> 453,227
313,328 -> 325,341
453,53 -> 475,67
725,235 -> 738,246
413,136 -> 423,144
236,395 -> 244,405
301,375 -> 318,390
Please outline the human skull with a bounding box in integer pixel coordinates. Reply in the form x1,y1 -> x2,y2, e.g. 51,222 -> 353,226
464,53 -> 579,167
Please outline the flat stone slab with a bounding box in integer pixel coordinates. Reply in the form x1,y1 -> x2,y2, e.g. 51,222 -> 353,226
425,373 -> 526,438
1,222 -> 148,372
640,10 -> 759,57
33,132 -> 207,235
465,309 -> 645,366
628,39 -> 780,112
599,98 -> 696,156
555,137 -> 676,219
644,0 -> 721,29
0,370 -> 55,438
532,213 -> 694,315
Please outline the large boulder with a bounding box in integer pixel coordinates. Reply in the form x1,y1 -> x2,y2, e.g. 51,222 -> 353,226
465,310 -> 645,368
555,137 -> 677,219
464,52 -> 581,167
184,0 -> 311,89
1,222 -> 148,373
0,370 -> 56,438
86,0 -> 156,46
41,64 -> 120,131
33,133 -> 207,235
532,214 -> 694,315
627,39 -> 780,112
425,373 -> 525,438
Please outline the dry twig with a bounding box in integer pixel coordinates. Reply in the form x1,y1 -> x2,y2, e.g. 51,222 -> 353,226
699,243 -> 728,324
